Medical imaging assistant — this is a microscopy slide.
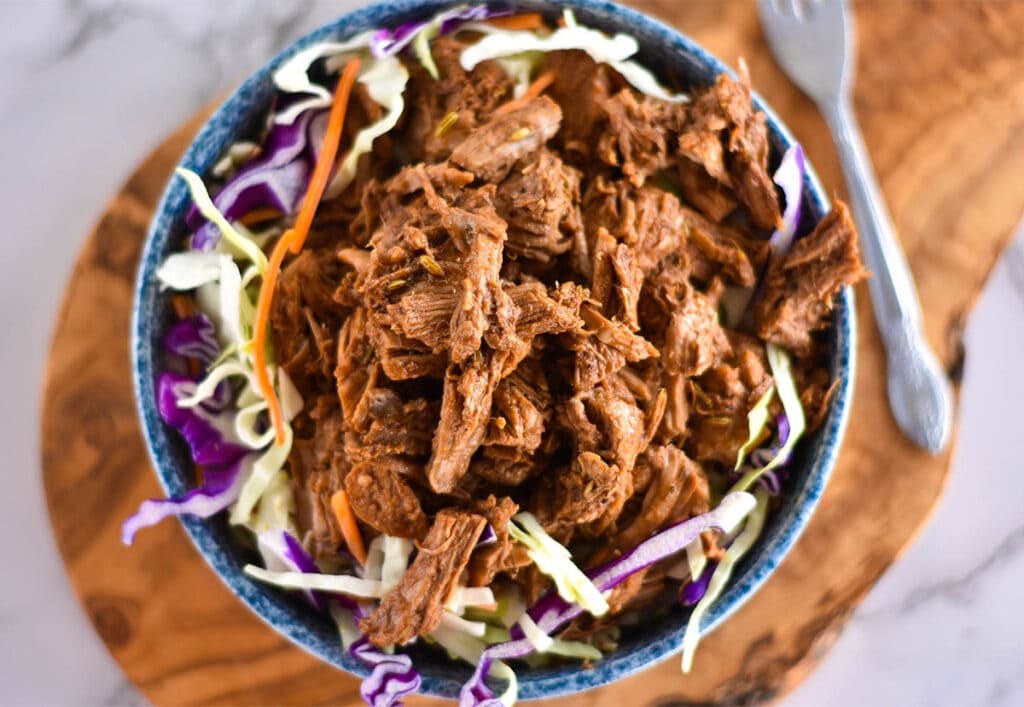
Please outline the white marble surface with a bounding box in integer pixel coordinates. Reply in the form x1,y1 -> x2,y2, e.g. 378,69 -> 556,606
2,1 -> 1021,705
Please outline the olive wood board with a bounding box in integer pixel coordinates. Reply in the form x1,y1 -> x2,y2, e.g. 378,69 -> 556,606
40,1 -> 1024,704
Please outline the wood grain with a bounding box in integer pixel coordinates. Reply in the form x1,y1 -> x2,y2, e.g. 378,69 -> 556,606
40,1 -> 1024,704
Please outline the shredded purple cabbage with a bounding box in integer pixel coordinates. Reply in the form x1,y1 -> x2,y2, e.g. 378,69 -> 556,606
163,314 -> 219,363
350,637 -> 423,707
122,369 -> 250,543
768,144 -> 806,255
122,452 -> 253,545
187,109 -> 326,251
729,413 -> 793,497
369,5 -> 503,59
476,524 -> 498,547
458,493 -> 755,705
257,529 -> 325,609
156,372 -> 248,467
123,315 -> 254,544
681,561 -> 718,606
256,534 -> 421,707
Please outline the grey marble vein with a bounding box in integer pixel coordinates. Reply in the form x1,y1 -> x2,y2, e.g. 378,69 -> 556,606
53,0 -> 126,61
867,523 -> 1024,618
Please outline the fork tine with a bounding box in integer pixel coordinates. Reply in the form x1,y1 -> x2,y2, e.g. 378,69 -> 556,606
758,0 -> 799,24
757,0 -> 851,103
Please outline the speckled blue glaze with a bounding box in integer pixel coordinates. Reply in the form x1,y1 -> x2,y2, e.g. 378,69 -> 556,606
132,0 -> 856,701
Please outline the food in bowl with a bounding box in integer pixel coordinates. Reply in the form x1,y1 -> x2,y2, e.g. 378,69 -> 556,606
126,5 -> 865,705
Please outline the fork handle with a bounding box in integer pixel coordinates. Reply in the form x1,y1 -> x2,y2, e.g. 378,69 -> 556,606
824,98 -> 922,333
823,97 -> 953,453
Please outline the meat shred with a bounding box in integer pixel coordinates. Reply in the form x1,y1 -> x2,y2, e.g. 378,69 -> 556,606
263,45 -> 866,638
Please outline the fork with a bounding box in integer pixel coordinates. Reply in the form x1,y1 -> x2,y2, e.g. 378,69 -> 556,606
758,0 -> 953,453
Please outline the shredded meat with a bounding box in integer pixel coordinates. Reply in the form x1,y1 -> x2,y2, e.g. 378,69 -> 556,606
238,33 -> 867,645
450,96 -> 563,183
344,462 -> 430,540
614,445 -> 709,549
496,149 -> 583,263
534,452 -> 632,541
679,72 -> 781,230
427,356 -> 504,494
755,201 -> 866,356
467,495 -> 521,586
662,284 -> 732,377
360,509 -> 486,646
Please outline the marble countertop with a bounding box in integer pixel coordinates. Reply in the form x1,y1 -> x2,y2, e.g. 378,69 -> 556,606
2,1 -> 1021,705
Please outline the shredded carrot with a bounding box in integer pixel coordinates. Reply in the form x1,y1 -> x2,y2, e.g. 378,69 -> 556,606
493,70 -> 556,117
251,58 -> 361,447
289,58 -> 361,254
251,228 -> 295,445
330,490 -> 367,566
237,207 -> 283,226
487,13 -> 546,31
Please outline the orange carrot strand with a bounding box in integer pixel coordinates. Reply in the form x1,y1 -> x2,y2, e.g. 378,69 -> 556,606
289,57 -> 361,254
237,207 -> 283,226
251,228 -> 296,446
487,13 -> 546,30
494,70 -> 556,117
250,58 -> 361,447
330,490 -> 367,566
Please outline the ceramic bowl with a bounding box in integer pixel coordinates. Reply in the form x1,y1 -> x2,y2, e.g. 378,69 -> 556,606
132,0 -> 856,700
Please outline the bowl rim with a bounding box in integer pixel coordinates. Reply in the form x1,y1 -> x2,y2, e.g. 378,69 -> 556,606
131,0 -> 857,700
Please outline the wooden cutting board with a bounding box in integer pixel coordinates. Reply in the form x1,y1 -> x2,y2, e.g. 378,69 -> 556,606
40,1 -> 1024,704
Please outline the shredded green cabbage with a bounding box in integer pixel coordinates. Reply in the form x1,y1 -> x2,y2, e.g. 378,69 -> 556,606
217,255 -> 245,349
277,368 -> 304,421
364,535 -> 386,582
156,252 -> 227,291
271,31 -> 376,124
440,611 -> 488,638
731,344 -> 807,492
177,361 -> 259,408
545,638 -> 602,661
495,54 -> 542,98
330,602 -> 362,650
235,400 -> 274,449
431,622 -> 487,663
230,425 -> 294,525
681,489 -> 768,672
381,536 -> 414,593
508,513 -> 610,617
483,625 -> 512,645
247,471 -> 296,535
324,56 -> 409,198
685,537 -> 706,580
175,168 -> 267,271
413,18 -> 442,79
459,14 -> 689,103
517,612 -> 554,652
734,385 -> 775,471
447,586 -> 497,612
244,563 -> 384,598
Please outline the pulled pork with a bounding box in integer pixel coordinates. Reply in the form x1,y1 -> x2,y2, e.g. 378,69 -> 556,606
266,45 -> 865,648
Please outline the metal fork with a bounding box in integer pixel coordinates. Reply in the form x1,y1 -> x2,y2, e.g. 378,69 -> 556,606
758,0 -> 953,453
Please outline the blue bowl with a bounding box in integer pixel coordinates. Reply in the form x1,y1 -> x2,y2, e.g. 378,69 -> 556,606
132,0 -> 856,700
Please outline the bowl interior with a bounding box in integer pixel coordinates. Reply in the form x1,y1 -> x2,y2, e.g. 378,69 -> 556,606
132,0 -> 856,700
